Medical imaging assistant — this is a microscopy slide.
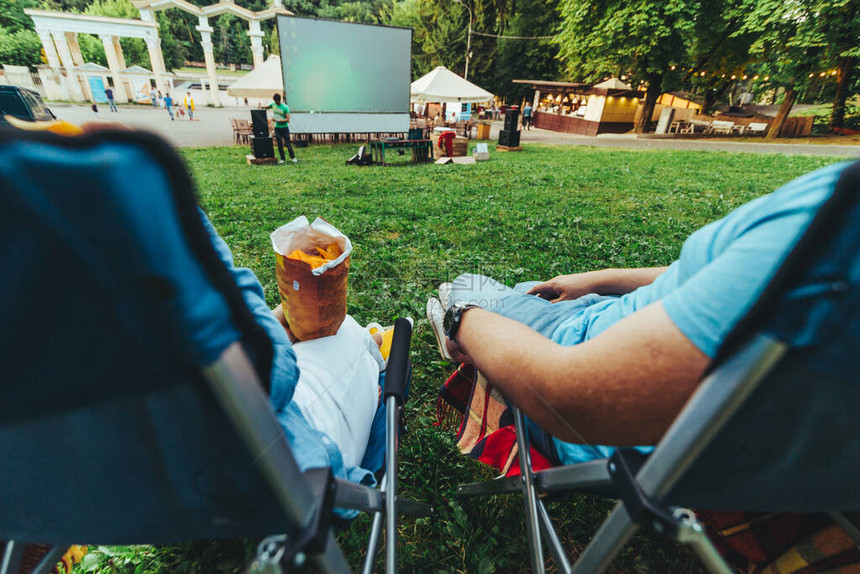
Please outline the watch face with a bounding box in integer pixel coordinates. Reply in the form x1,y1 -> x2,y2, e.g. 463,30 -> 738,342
443,307 -> 454,335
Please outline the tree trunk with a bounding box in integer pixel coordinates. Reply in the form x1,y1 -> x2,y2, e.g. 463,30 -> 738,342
766,86 -> 796,140
830,57 -> 855,130
635,72 -> 663,133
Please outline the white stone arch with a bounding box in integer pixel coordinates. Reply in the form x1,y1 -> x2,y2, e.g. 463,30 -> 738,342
132,0 -> 290,106
25,9 -> 167,103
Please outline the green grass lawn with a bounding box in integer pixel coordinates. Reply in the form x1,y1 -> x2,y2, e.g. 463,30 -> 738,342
76,143 -> 843,573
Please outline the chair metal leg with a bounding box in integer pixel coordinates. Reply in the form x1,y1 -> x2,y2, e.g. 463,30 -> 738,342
513,408 -> 545,573
384,395 -> 399,574
571,502 -> 638,574
1,541 -> 24,574
362,475 -> 386,574
537,500 -> 572,574
674,510 -> 733,574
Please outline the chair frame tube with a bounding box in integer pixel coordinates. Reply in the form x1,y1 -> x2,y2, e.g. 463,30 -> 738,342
572,336 -> 787,573
514,408 -> 546,573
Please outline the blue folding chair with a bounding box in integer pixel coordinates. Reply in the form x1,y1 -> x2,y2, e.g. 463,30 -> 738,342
458,161 -> 860,572
0,128 -> 429,573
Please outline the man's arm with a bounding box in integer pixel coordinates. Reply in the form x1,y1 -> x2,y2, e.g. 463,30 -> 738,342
526,267 -> 668,302
447,301 -> 709,446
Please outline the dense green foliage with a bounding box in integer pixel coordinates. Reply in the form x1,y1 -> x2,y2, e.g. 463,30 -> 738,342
73,142 -> 841,573
1,0 -> 856,129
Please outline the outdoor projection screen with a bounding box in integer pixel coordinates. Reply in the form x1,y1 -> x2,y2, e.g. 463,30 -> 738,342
277,15 -> 412,133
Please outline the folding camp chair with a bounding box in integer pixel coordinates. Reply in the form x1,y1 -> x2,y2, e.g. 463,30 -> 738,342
458,161 -> 860,573
0,129 -> 430,574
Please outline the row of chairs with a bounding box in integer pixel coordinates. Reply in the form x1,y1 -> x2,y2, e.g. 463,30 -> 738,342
1,128 -> 858,573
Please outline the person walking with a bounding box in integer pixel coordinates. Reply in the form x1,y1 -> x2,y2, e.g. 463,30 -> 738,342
263,93 -> 296,164
522,102 -> 533,130
105,88 -> 117,113
164,92 -> 174,120
150,88 -> 157,108
157,91 -> 164,108
184,92 -> 195,121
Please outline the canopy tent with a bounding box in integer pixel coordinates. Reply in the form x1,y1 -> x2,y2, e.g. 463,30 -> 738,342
226,55 -> 283,99
410,66 -> 493,104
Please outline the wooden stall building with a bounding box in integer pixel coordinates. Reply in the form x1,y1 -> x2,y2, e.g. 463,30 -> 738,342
514,78 -> 645,136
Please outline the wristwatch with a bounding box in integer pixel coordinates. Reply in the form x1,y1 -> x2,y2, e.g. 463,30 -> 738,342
444,303 -> 479,342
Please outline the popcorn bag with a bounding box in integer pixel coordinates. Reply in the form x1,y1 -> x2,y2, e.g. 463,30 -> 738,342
271,216 -> 352,341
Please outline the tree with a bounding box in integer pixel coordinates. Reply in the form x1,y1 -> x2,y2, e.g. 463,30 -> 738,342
738,0 -> 860,138
0,0 -> 38,33
493,0 -> 561,103
0,28 -> 41,66
556,0 -> 700,132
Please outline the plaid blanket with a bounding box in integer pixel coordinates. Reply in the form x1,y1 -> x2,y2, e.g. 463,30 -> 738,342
699,511 -> 860,573
437,364 -> 860,573
436,363 -> 554,476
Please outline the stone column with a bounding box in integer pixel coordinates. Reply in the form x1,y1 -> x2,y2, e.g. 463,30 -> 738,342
196,16 -> 221,107
51,31 -> 85,101
101,35 -> 129,103
144,35 -> 168,95
36,29 -> 61,70
248,20 -> 265,69
67,33 -> 94,101
533,89 -> 540,109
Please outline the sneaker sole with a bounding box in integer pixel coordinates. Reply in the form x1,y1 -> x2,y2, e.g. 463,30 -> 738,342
426,299 -> 452,361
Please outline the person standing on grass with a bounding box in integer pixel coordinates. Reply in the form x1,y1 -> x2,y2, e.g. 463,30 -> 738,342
164,93 -> 174,121
263,93 -> 297,164
184,92 -> 195,121
105,88 -> 117,113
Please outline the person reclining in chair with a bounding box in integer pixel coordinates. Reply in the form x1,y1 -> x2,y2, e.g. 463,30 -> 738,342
427,161 -> 853,464
200,212 -> 389,486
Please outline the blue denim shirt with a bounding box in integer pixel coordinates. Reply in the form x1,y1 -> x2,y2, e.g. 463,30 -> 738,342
199,211 -> 375,491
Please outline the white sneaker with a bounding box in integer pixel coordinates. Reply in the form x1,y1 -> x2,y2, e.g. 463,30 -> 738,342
426,298 -> 452,361
292,157 -> 298,163
278,160 -> 285,164
438,282 -> 453,310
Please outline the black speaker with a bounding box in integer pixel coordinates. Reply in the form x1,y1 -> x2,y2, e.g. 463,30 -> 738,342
250,109 -> 269,137
251,136 -> 274,158
504,109 -> 520,131
498,129 -> 520,147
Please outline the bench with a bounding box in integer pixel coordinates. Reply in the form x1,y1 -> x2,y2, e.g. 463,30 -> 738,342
708,120 -> 736,134
748,122 -> 769,135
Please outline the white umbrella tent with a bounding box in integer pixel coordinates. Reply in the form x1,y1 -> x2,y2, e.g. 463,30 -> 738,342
410,66 -> 494,103
410,66 -> 494,121
227,55 -> 284,99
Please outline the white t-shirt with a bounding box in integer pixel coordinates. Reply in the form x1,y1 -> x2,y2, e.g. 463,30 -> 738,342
291,315 -> 385,468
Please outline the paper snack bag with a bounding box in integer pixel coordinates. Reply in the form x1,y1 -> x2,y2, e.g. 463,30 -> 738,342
271,216 -> 352,341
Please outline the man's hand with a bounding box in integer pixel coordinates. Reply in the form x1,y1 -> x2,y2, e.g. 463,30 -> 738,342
526,272 -> 603,302
445,337 -> 473,364
272,304 -> 298,343
527,267 -> 670,302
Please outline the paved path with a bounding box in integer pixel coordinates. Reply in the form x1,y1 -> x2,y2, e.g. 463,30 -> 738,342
52,103 -> 860,157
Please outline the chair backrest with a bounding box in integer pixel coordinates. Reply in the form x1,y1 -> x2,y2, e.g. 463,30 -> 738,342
749,122 -> 768,132
0,130 -> 304,544
663,161 -> 860,511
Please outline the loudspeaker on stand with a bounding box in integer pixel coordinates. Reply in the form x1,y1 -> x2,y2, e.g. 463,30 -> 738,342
250,109 -> 269,137
251,136 -> 274,159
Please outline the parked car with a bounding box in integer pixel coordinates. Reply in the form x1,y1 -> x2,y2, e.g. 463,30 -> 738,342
0,85 -> 55,125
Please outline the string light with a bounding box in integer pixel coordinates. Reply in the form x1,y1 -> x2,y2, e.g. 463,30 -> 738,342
670,65 -> 676,70
731,75 -> 736,80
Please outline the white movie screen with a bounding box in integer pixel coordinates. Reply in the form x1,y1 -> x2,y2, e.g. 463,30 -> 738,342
277,16 -> 412,133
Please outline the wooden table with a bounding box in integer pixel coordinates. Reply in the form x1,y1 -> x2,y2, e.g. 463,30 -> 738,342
370,139 -> 433,166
